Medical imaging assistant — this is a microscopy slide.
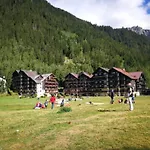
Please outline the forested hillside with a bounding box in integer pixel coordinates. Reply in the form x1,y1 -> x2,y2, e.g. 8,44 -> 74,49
1,0 -> 150,87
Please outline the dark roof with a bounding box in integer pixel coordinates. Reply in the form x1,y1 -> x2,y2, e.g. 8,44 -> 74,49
16,70 -> 20,73
93,67 -> 109,75
101,67 -> 109,72
79,72 -> 93,78
13,70 -> 20,75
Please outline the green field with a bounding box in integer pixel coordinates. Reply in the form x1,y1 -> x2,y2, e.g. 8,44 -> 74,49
0,95 -> 150,150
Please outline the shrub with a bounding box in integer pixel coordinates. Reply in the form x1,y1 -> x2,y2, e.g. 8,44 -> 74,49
57,106 -> 72,113
0,80 -> 6,93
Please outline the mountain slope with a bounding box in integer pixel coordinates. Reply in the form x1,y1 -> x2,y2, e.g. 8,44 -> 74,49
0,0 -> 150,87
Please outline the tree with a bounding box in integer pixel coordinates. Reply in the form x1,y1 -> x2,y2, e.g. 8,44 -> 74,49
0,80 -> 6,93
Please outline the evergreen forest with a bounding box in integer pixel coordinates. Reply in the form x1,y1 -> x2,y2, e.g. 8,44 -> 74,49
1,0 -> 150,88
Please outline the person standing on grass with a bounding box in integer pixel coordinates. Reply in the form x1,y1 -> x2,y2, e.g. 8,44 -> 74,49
109,89 -> 115,104
127,83 -> 134,111
49,94 -> 56,109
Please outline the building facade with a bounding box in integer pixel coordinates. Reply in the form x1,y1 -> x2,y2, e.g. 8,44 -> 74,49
63,67 -> 146,96
42,74 -> 58,95
78,72 -> 93,96
64,73 -> 78,96
129,72 -> 146,95
12,70 -> 58,97
108,67 -> 135,96
91,67 -> 109,96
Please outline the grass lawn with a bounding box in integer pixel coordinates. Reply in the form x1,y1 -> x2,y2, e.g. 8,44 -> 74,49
0,95 -> 150,150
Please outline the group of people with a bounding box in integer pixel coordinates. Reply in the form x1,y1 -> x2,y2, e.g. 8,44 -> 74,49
109,83 -> 135,111
34,83 -> 135,111
33,94 -> 65,109
33,99 -> 48,109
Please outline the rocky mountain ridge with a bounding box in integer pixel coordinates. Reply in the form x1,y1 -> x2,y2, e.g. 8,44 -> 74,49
127,26 -> 150,37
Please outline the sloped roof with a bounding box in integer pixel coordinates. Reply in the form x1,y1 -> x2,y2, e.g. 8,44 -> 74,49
101,67 -> 109,72
35,75 -> 43,83
93,67 -> 109,75
16,70 -> 20,73
15,70 -> 58,83
112,67 -> 135,79
22,70 -> 38,79
79,72 -> 93,78
21,70 -> 41,83
41,73 -> 54,81
129,72 -> 143,80
13,70 -> 20,75
42,73 -> 52,79
70,73 -> 79,79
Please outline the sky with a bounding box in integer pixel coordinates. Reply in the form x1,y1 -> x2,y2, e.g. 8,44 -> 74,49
46,0 -> 150,29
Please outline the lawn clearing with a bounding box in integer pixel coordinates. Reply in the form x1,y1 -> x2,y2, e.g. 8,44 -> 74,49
0,95 -> 150,150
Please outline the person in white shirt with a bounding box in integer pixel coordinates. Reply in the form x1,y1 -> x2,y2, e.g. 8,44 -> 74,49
127,83 -> 134,111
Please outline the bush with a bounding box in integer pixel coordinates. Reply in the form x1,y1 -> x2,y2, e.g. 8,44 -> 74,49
57,106 -> 72,113
0,80 -> 6,93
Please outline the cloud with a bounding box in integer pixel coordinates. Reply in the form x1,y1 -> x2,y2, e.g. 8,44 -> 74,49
47,0 -> 150,29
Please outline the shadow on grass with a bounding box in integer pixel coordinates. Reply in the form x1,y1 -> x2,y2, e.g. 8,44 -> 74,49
98,109 -> 116,112
97,109 -> 131,112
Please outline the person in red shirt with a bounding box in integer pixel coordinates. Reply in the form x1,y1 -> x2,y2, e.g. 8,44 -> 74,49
49,94 -> 56,109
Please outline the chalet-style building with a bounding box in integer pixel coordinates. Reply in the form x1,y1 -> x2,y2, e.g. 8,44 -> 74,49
108,68 -> 146,96
78,72 -> 93,96
12,70 -> 58,97
63,67 -> 146,96
91,67 -> 109,96
64,73 -> 78,95
42,73 -> 58,94
12,70 -> 38,95
129,72 -> 146,95
108,67 -> 136,96
64,72 -> 92,96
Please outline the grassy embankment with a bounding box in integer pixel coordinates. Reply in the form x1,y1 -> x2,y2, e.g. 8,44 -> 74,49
0,95 -> 150,150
